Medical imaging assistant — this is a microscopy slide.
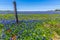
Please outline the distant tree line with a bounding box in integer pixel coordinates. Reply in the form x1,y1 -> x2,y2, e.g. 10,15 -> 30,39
55,9 -> 60,11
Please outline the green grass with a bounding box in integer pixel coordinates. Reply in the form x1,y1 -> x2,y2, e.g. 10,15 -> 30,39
0,14 -> 60,20
0,14 -> 60,40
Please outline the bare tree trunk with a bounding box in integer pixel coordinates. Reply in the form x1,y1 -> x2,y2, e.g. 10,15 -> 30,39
13,1 -> 18,24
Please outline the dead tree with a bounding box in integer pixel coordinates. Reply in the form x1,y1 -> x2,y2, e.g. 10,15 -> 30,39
13,1 -> 18,24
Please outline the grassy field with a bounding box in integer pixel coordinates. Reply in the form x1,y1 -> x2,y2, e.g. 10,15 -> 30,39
0,14 -> 60,40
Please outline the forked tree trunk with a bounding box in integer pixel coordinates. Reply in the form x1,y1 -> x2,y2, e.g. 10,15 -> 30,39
13,1 -> 18,24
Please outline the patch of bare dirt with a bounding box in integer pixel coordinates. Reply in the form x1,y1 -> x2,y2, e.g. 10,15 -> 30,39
53,32 -> 60,40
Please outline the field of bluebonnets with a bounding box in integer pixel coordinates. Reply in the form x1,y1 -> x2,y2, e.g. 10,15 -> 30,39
0,14 -> 60,40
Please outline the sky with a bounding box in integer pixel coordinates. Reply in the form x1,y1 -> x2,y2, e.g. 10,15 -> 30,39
0,0 -> 60,11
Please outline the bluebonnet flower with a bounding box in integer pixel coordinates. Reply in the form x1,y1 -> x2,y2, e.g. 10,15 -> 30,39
10,37 -> 12,40
25,23 -> 28,26
11,20 -> 16,24
1,20 -> 5,24
5,20 -> 11,24
29,20 -> 34,23
1,33 -> 6,39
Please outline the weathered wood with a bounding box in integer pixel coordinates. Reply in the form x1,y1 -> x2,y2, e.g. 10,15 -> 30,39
13,1 -> 18,24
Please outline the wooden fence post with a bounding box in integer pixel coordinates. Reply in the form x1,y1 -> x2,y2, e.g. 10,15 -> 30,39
13,1 -> 18,24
